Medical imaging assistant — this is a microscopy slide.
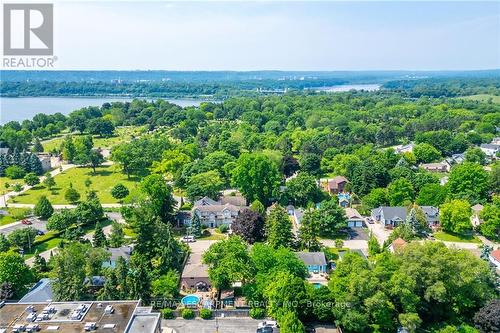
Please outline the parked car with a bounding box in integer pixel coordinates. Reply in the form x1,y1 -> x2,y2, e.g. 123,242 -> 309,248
21,219 -> 32,225
36,230 -> 45,236
256,328 -> 274,333
181,236 -> 196,243
258,321 -> 278,329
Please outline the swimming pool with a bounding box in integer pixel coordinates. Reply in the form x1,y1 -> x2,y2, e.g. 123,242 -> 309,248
181,294 -> 201,306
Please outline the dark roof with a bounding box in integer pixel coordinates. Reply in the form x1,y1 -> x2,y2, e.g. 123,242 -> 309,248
372,207 -> 407,221
296,252 -> 327,266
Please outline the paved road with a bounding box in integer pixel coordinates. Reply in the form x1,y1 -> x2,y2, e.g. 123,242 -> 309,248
162,318 -> 261,333
0,217 -> 47,235
188,240 -> 219,254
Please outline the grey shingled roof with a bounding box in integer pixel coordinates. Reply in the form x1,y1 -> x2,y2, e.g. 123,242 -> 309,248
296,252 -> 327,266
372,206 -> 407,221
19,278 -> 53,303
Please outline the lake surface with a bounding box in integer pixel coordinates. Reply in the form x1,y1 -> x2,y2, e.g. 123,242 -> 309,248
0,97 -> 203,124
316,83 -> 381,92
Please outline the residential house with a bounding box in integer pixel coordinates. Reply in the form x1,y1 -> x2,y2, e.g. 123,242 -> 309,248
345,208 -> 364,228
36,153 -> 61,171
446,153 -> 465,165
488,249 -> 500,269
102,246 -> 133,268
18,278 -> 53,303
189,196 -> 244,228
393,143 -> 415,154
337,192 -> 351,208
371,206 -> 407,227
296,252 -> 328,273
181,253 -> 211,291
421,206 -> 440,227
420,161 -> 451,173
321,176 -> 348,195
389,238 -> 407,253
371,206 -> 439,228
471,204 -> 484,228
480,143 -> 499,157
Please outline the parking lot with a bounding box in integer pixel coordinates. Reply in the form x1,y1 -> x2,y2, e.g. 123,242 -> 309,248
163,318 -> 262,333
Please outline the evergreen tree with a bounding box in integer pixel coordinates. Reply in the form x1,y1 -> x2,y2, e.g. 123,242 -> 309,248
190,213 -> 202,237
298,211 -> 321,251
115,257 -> 129,299
64,183 -> 81,204
34,196 -> 54,219
28,154 -> 43,175
108,222 -> 125,248
99,270 -> 120,300
33,252 -> 48,273
128,255 -> 151,301
266,205 -> 294,249
92,222 -> 107,247
368,232 -> 381,256
32,138 -> 44,153
43,172 -> 56,191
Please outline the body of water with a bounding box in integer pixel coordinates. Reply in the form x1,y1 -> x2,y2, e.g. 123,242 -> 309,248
0,97 -> 203,124
315,83 -> 381,92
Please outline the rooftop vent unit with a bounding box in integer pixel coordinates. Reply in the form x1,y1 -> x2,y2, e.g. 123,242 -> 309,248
46,326 -> 59,331
25,305 -> 35,313
25,324 -> 40,332
104,305 -> 114,315
12,324 -> 25,333
26,312 -> 37,322
70,311 -> 82,320
102,324 -> 116,329
84,322 -> 97,331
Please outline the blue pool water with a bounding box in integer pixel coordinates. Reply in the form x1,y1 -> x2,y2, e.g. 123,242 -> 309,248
181,295 -> 201,306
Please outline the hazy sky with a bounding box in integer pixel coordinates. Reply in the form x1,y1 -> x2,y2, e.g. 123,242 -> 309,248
48,1 -> 500,70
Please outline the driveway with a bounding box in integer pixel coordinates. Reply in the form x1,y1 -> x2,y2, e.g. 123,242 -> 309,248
163,318 -> 261,333
188,240 -> 219,254
366,220 -> 392,245
320,238 -> 368,252
347,228 -> 368,241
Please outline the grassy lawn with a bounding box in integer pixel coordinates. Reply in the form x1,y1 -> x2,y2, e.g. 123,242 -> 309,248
198,233 -> 227,240
0,207 -> 32,226
0,177 -> 23,192
10,164 -> 140,204
42,126 -> 146,152
433,231 -> 481,243
459,94 -> 500,104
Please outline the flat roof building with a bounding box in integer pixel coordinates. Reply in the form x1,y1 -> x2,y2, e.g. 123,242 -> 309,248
0,300 -> 160,333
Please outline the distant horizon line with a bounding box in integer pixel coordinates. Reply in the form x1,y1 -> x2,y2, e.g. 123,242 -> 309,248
1,69 -> 500,73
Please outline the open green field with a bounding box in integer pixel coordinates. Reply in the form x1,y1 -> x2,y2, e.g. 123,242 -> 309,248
459,94 -> 500,104
433,231 -> 481,243
10,164 -> 139,204
42,126 -> 146,152
0,177 -> 23,192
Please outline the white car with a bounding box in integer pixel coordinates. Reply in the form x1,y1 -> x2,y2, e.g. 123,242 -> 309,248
258,321 -> 278,329
181,236 -> 196,243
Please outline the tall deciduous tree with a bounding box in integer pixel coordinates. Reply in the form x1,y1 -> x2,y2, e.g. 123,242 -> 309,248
447,162 -> 489,204
0,252 -> 35,298
231,153 -> 281,205
440,199 -> 472,234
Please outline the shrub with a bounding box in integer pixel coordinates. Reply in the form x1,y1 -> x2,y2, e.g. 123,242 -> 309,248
161,308 -> 174,319
218,224 -> 229,233
181,308 -> 195,319
5,166 -> 26,179
250,307 -> 266,319
64,186 -> 81,204
200,308 -> 212,319
34,196 -> 54,219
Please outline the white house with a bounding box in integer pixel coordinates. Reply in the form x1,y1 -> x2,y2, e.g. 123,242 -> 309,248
480,143 -> 499,157
488,249 -> 500,269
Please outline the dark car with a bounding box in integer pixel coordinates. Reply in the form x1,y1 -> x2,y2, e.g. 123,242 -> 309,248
256,328 -> 274,333
36,230 -> 45,236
